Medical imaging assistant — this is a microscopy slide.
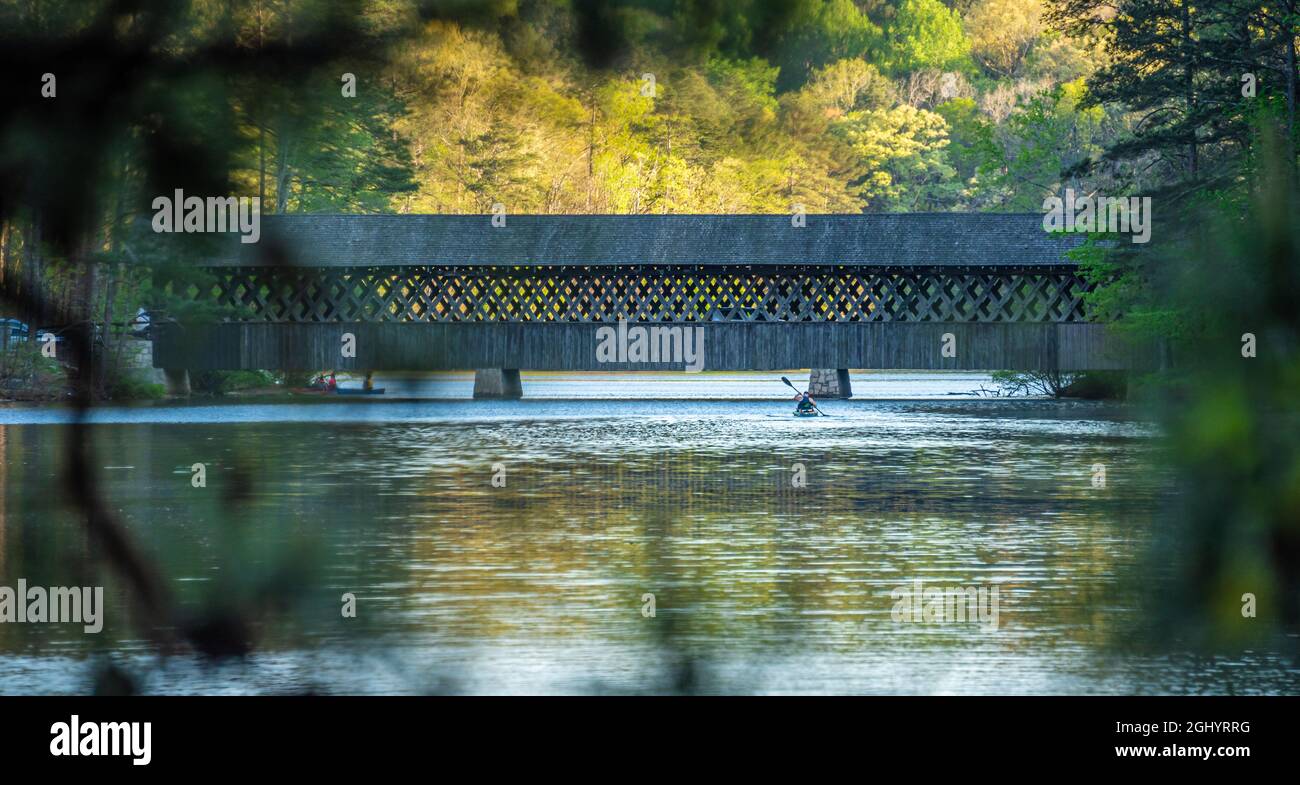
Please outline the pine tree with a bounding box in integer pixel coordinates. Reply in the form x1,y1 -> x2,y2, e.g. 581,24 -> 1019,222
1047,0 -> 1255,185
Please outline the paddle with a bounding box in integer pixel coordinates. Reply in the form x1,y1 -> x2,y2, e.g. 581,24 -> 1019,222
780,376 -> 828,416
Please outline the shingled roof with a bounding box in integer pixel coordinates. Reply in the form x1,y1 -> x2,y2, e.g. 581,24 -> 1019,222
204,213 -> 1081,268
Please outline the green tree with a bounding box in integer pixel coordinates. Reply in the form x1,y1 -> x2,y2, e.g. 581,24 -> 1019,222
284,83 -> 417,213
764,0 -> 889,90
883,0 -> 973,74
800,58 -> 895,117
934,97 -> 1002,207
966,0 -> 1045,77
987,80 -> 1108,209
839,104 -> 959,210
1047,0 -> 1248,184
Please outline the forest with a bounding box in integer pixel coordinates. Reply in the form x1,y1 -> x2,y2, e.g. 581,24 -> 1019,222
0,0 -> 1141,220
0,1 -> 1293,319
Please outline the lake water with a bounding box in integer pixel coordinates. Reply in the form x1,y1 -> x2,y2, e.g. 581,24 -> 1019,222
1,372 -> 1297,694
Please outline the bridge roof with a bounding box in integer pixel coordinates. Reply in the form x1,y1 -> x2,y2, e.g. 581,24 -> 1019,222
205,213 -> 1081,268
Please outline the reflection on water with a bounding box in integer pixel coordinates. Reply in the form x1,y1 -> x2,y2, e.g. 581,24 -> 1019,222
1,380 -> 1298,694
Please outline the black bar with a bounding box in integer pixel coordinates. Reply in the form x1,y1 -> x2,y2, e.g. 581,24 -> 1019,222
1,696 -> 1289,772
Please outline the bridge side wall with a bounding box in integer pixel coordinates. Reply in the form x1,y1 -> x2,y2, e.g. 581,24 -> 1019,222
154,322 -> 1149,372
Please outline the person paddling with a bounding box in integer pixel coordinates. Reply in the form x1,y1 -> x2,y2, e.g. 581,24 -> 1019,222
780,376 -> 828,416
311,371 -> 337,392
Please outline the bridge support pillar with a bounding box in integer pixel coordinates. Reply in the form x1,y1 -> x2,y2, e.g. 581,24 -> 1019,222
808,369 -> 852,399
164,368 -> 191,397
473,369 -> 522,399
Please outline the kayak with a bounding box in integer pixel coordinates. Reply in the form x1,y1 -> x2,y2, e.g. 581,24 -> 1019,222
793,409 -> 820,417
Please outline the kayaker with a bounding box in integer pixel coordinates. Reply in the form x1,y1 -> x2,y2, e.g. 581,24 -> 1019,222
794,391 -> 817,414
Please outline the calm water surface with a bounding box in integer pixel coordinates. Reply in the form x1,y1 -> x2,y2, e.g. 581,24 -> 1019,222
1,372 -> 1297,694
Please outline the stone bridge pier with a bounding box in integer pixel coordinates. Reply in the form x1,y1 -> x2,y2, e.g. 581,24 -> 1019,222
473,369 -> 522,399
808,369 -> 852,399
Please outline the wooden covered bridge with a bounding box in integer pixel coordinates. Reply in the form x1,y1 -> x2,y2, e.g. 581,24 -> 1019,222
151,213 -> 1141,397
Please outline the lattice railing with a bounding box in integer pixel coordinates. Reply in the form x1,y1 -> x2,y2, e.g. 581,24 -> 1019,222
175,266 -> 1091,323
